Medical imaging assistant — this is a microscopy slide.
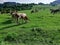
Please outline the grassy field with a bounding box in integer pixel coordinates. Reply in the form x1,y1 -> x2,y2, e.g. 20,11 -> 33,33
0,6 -> 60,45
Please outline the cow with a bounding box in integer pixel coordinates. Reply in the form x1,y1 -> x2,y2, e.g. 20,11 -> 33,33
50,8 -> 60,14
11,11 -> 29,24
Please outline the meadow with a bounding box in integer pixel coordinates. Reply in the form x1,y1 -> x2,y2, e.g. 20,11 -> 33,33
0,5 -> 60,45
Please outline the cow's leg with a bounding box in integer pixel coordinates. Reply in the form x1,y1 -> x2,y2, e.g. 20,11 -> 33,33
24,16 -> 28,23
51,11 -> 53,14
21,16 -> 24,24
18,16 -> 23,24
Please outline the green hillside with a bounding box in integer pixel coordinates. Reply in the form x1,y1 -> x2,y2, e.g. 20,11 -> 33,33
0,6 -> 60,45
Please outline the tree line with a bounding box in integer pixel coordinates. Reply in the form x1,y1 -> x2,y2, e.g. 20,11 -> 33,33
0,2 -> 58,14
0,2 -> 36,13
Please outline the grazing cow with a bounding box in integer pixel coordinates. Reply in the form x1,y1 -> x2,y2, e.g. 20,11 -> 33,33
31,9 -> 38,13
1,11 -> 4,14
50,9 -> 60,14
11,11 -> 29,24
31,10 -> 34,13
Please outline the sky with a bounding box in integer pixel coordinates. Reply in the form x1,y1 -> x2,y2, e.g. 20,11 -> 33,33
0,0 -> 56,4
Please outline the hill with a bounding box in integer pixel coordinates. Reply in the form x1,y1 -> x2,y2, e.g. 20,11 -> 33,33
0,5 -> 60,45
50,0 -> 60,5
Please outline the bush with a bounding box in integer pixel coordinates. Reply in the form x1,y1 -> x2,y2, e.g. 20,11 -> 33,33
4,34 -> 15,42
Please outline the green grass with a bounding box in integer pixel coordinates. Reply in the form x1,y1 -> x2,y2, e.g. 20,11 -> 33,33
0,7 -> 60,45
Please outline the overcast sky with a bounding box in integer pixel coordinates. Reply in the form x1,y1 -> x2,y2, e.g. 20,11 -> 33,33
0,0 -> 56,4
